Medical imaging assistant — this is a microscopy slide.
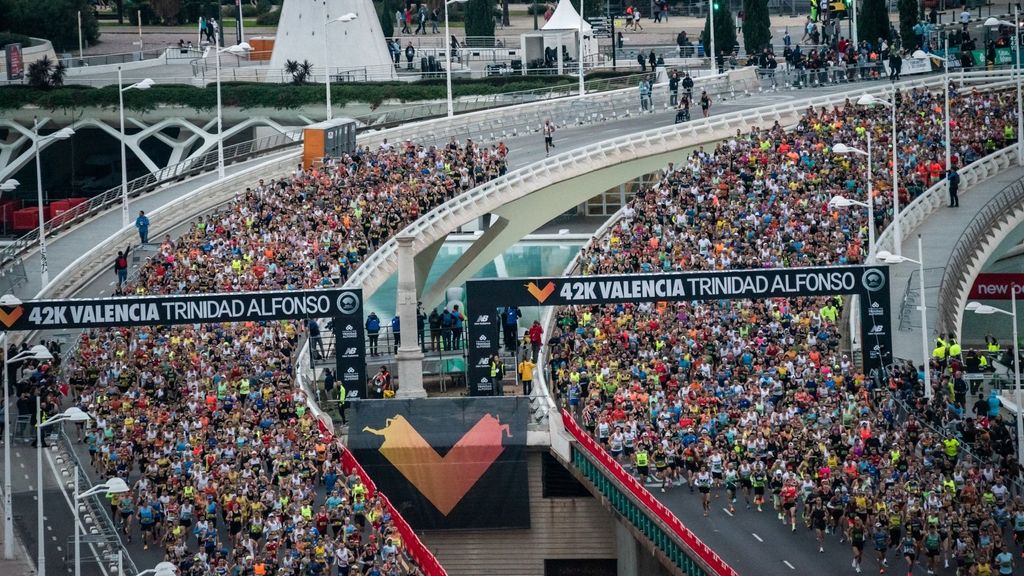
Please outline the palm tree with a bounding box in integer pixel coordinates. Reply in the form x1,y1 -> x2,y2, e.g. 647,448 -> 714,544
50,61 -> 66,88
27,56 -> 54,89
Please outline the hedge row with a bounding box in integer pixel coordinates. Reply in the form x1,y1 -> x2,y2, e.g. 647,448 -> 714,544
0,72 -> 635,112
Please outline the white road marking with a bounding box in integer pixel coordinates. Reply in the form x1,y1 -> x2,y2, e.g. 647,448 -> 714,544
722,507 -> 733,517
19,462 -> 24,469
783,561 -> 795,570
752,533 -> 764,542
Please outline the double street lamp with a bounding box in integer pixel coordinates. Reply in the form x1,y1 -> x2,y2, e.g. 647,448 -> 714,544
444,1 -> 468,118
857,93 -> 902,257
116,69 -> 154,228
2,335 -> 52,560
75,478 -> 128,576
832,137 -> 876,262
966,293 -> 1024,468
985,11 -> 1023,164
36,406 -> 90,576
32,122 -> 75,287
212,41 -> 252,178
323,13 -> 358,121
878,236 -> 931,400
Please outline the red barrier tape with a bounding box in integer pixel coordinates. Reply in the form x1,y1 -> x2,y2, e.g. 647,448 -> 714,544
561,410 -> 738,576
340,446 -> 449,576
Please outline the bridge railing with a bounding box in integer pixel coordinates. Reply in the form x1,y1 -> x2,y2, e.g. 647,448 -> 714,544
936,156 -> 1024,337
340,447 -> 448,576
347,70 -> 1008,294
0,129 -> 302,276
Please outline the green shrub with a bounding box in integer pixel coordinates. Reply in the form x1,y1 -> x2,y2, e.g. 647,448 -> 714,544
255,9 -> 280,25
0,71 -> 641,112
0,33 -> 32,48
221,4 -> 259,19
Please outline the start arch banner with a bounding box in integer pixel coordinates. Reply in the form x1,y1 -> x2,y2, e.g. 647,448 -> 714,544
465,265 -> 892,395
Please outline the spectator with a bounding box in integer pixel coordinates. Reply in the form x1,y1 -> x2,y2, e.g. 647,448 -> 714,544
134,210 -> 150,244
366,311 -> 381,357
113,245 -> 130,286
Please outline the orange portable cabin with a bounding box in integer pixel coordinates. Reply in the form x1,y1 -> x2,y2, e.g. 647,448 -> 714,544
302,118 -> 357,169
248,37 -> 275,61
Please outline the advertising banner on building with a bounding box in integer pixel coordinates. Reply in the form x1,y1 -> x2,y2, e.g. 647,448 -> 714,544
348,397 -> 530,530
466,266 -> 892,394
5,44 -> 23,81
0,288 -> 363,331
967,273 -> 1024,300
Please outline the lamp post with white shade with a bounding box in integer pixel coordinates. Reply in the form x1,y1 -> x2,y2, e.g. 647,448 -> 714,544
36,406 -> 90,576
832,136 -> 876,261
966,293 -> 1024,467
2,336 -> 51,560
877,235 -> 931,400
986,11 -> 1023,164
912,44 -> 951,173
857,92 -> 901,257
74,478 -> 128,576
0,180 -> 18,193
212,41 -> 252,178
323,14 -> 358,121
444,1 -> 468,118
117,69 -> 154,227
32,121 -> 75,287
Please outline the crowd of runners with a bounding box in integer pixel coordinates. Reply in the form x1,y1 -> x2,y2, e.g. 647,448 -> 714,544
45,139 -> 509,576
547,85 -> 1023,575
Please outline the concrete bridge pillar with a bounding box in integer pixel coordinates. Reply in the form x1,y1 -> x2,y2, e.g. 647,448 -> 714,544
395,235 -> 426,398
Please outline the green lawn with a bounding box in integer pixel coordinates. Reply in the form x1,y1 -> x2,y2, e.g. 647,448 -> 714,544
98,19 -> 263,29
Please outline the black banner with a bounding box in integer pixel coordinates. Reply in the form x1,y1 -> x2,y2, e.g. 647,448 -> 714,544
333,318 -> 367,401
0,288 -> 363,331
468,309 -> 502,397
466,266 -> 892,394
349,397 -> 530,530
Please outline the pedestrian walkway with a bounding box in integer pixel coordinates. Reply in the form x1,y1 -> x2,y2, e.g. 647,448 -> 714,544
7,149 -> 295,301
888,164 -> 1024,364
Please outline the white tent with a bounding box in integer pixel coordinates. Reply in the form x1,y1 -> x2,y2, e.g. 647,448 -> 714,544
520,0 -> 598,74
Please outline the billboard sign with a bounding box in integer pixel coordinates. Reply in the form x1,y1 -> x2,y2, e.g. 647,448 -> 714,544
5,44 -> 23,81
349,397 -> 530,530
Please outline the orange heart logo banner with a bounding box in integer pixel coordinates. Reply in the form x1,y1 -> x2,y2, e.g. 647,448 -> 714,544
0,306 -> 23,328
363,413 -> 511,515
525,281 -> 556,303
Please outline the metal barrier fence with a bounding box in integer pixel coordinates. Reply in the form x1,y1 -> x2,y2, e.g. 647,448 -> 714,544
0,129 -> 302,274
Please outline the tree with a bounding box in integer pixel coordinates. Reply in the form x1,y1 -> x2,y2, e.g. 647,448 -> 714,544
26,56 -> 65,89
377,0 -> 394,37
284,59 -> 313,85
701,2 -> 738,59
741,0 -> 771,54
897,0 -> 918,50
857,0 -> 890,46
7,0 -> 100,52
150,0 -> 182,24
463,0 -> 494,38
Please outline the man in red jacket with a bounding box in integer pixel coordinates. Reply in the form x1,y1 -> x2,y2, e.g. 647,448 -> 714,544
528,320 -> 543,362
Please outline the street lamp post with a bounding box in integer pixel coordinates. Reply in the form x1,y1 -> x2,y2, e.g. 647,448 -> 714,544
444,1 -> 468,118
75,478 -> 129,576
323,13 -> 358,121
857,93 -> 901,257
912,45 -> 951,174
708,0 -> 716,73
966,291 -> 1024,467
117,68 -> 154,227
0,180 -> 18,193
31,121 -> 75,288
833,135 -> 876,261
135,561 -> 178,576
2,335 -> 51,560
878,236 -> 931,399
212,41 -> 252,179
36,406 -> 90,576
578,0 -> 585,96
985,10 -> 1023,164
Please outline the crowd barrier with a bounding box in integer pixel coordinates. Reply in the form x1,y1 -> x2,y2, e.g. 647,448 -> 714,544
561,410 -> 737,576
339,447 -> 448,576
